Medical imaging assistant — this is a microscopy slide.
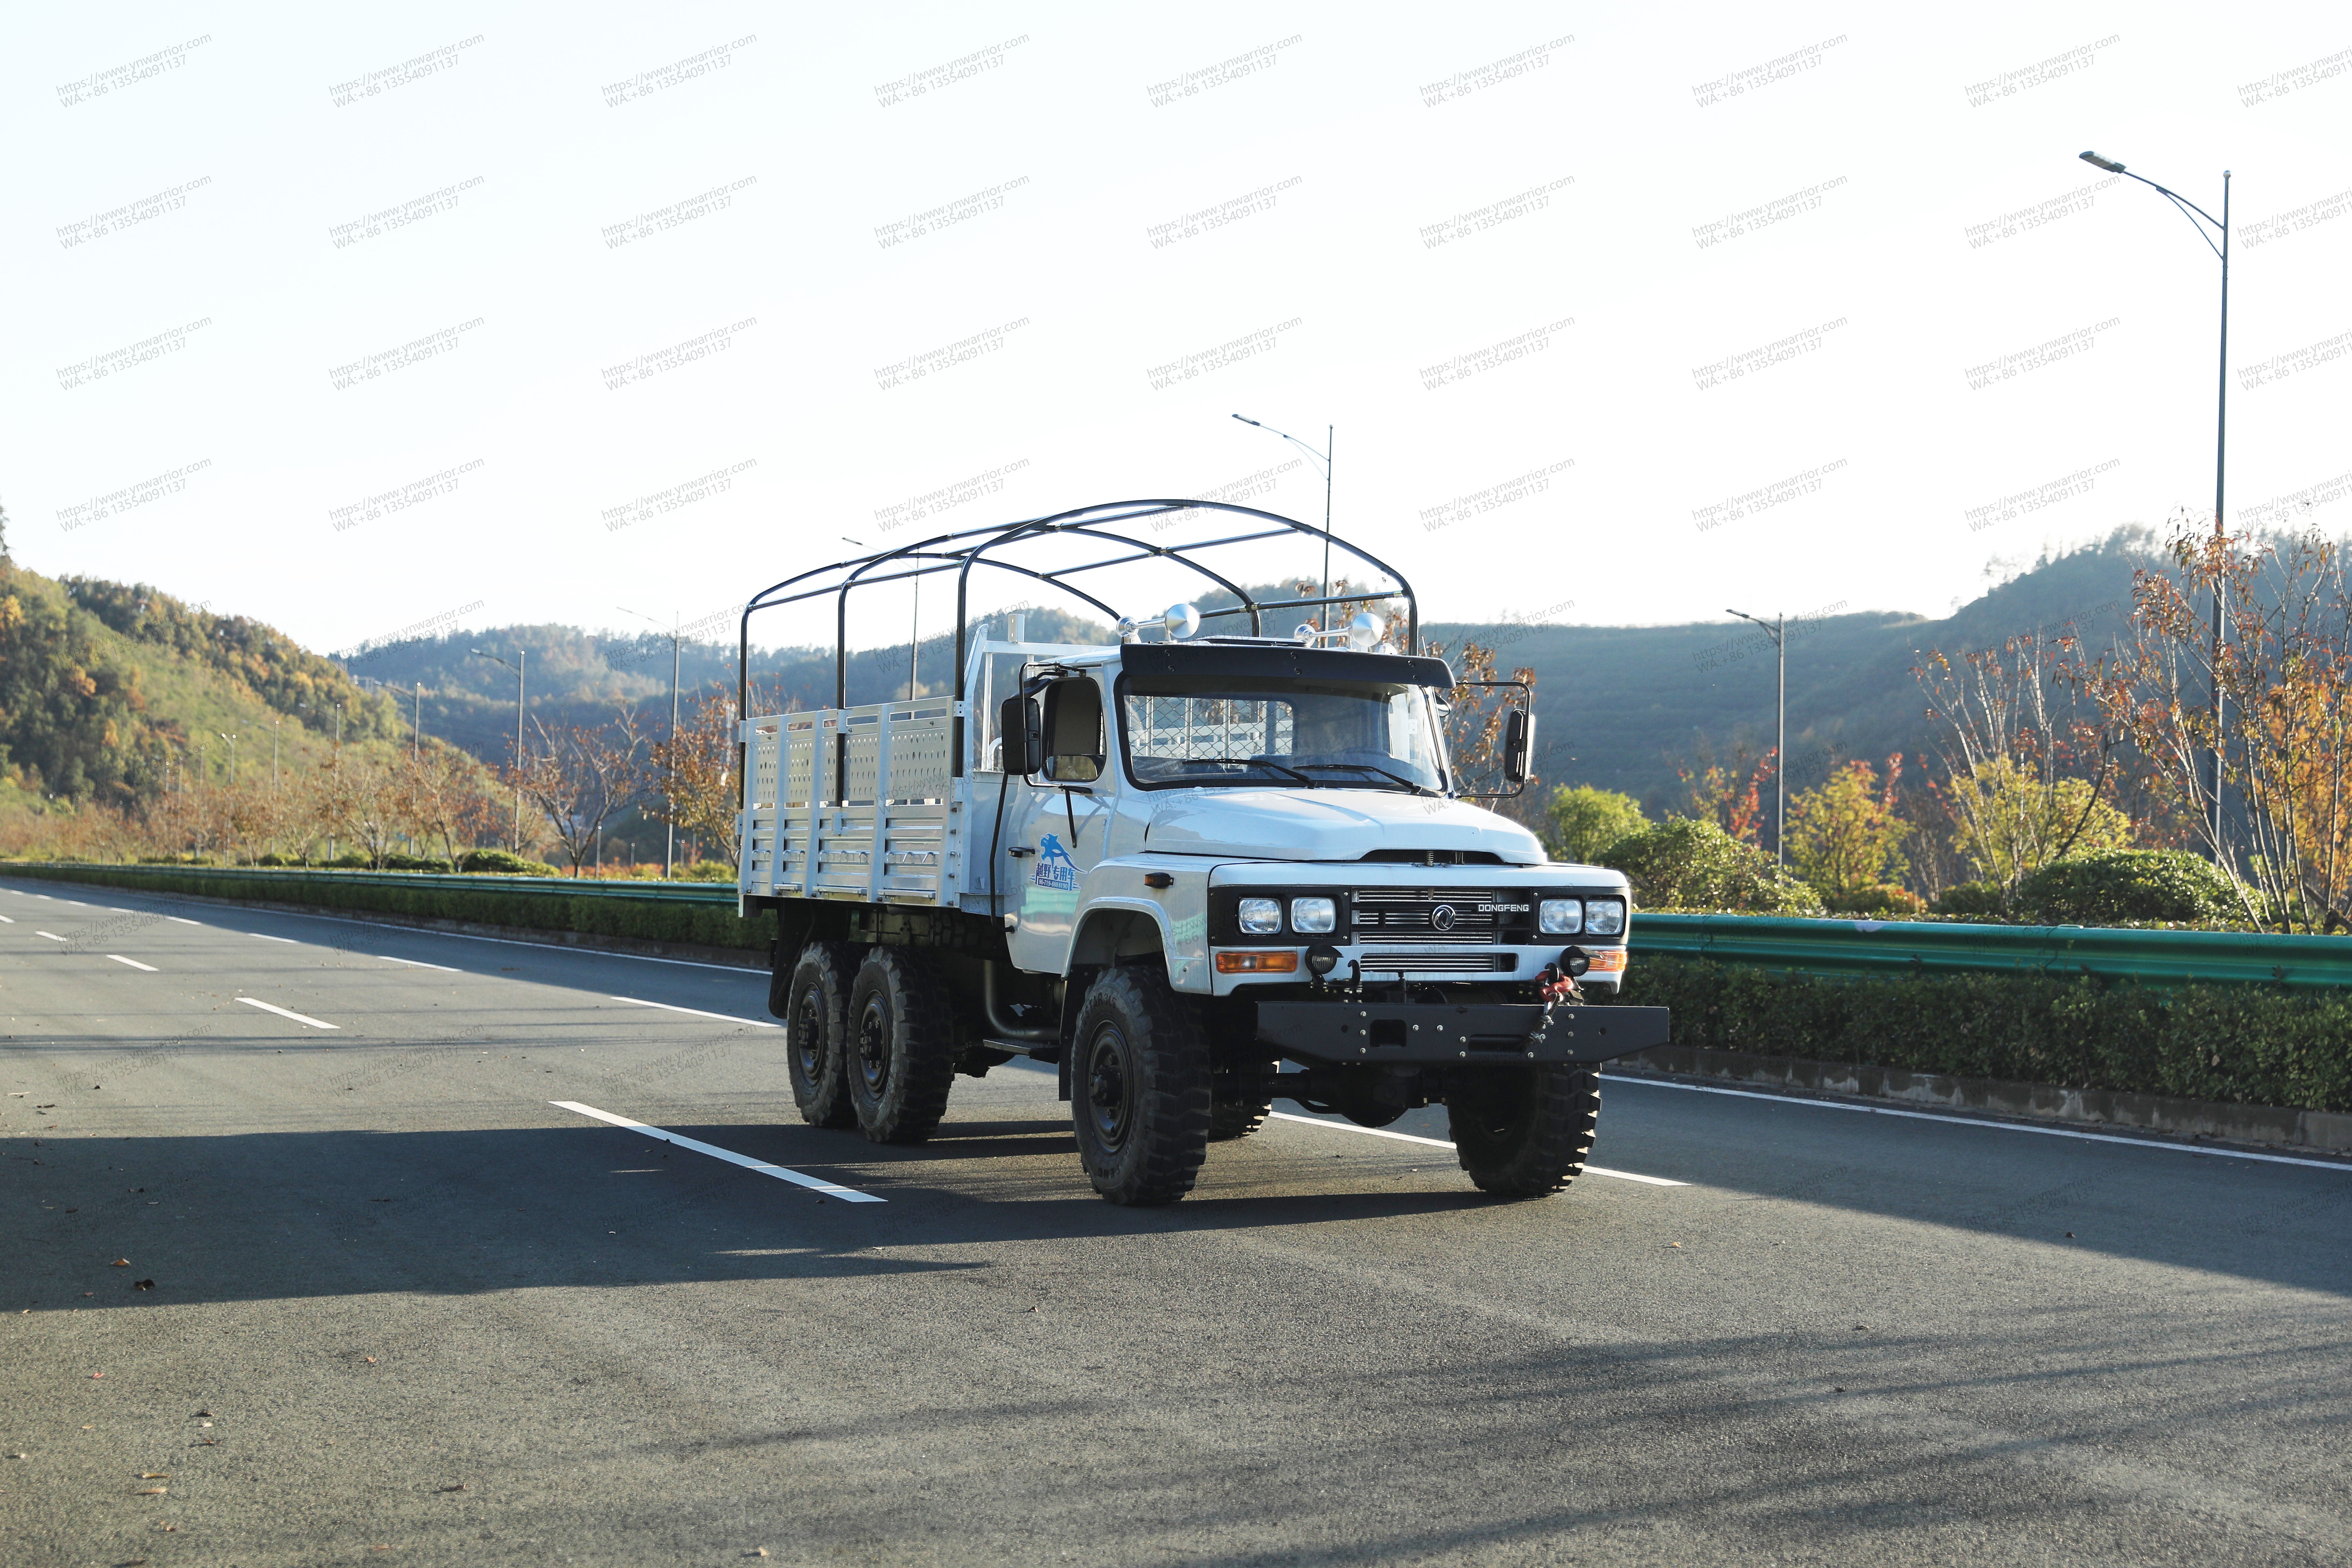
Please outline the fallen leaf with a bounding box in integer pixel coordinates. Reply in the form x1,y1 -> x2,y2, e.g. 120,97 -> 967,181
438,1483 -> 467,1493
111,1259 -> 130,1267
91,1371 -> 104,1379
134,1280 -> 155,1291
193,1410 -> 212,1418
1668,1242 -> 1682,1249
8,1452 -> 26,1459
2065,1231 -> 2076,1238
140,1472 -> 169,1479
134,1485 -> 166,1494
747,1552 -> 769,1559
365,1356 -> 377,1364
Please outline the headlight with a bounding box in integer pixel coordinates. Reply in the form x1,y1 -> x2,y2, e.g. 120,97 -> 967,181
1290,896 -> 1337,934
1539,898 -> 1583,935
1586,897 -> 1625,935
1237,897 -> 1283,935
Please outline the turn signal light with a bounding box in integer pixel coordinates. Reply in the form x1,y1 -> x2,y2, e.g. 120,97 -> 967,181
1586,948 -> 1628,972
1214,950 -> 1300,974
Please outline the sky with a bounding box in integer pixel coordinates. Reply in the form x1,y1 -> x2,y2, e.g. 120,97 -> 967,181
4,3 -> 2346,660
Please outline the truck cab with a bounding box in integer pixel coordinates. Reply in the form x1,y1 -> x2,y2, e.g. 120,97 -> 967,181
736,502 -> 1667,1205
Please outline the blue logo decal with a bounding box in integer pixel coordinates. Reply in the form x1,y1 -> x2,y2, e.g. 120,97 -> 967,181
1031,832 -> 1080,891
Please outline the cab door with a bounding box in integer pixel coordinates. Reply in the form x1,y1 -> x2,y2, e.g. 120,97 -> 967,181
1004,674 -> 1113,973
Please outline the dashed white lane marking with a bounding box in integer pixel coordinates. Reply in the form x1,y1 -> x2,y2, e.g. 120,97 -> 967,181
378,954 -> 460,972
166,917 -> 201,925
250,933 -> 299,944
107,955 -> 158,972
1265,1110 -> 1687,1186
551,1102 -> 882,1202
610,995 -> 778,1028
0,914 -> 13,922
36,931 -> 67,942
235,996 -> 341,1030
1611,1076 -> 2352,1174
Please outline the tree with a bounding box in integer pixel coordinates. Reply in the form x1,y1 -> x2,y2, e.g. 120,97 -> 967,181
2068,518 -> 2352,931
398,741 -> 501,865
1675,742 -> 1777,846
1916,622 -> 2129,905
1787,755 -> 1911,902
1601,818 -> 1823,914
507,705 -> 649,875
1545,785 -> 1646,864
649,693 -> 743,867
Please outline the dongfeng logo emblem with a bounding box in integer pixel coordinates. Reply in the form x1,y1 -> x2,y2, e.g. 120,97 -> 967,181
1430,904 -> 1457,931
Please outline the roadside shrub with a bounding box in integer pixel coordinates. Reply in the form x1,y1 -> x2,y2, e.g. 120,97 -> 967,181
327,852 -> 371,868
1601,818 -> 1824,915
677,859 -> 735,882
2014,849 -> 2240,926
1824,883 -> 1928,917
1618,954 -> 2352,1112
1545,785 -> 1647,865
1932,881 -> 2007,918
379,854 -> 454,873
458,848 -> 561,876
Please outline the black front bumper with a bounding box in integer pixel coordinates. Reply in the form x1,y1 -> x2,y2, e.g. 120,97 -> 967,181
1253,999 -> 1671,1065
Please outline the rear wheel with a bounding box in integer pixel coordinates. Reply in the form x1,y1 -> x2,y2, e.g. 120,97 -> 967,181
844,949 -> 959,1144
783,943 -> 857,1129
1071,967 -> 1211,1204
1447,1064 -> 1601,1199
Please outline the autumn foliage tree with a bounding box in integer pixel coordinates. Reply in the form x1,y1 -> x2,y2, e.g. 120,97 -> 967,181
648,693 -> 743,868
1786,754 -> 1912,903
506,706 -> 650,876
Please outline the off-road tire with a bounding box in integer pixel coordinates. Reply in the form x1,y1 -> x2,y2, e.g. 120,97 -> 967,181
1071,966 -> 1212,1204
783,943 -> 858,1129
1447,1064 -> 1601,1199
1209,1056 -> 1276,1142
844,948 -> 960,1144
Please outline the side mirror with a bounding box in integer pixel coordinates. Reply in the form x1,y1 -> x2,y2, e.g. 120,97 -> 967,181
1502,708 -> 1534,785
998,694 -> 1043,776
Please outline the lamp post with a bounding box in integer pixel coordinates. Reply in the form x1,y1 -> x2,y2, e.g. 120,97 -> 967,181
2078,148 -> 2232,853
1725,609 -> 1786,865
471,648 -> 526,852
216,731 -> 239,790
270,716 -> 281,792
620,607 -> 684,879
1232,414 -> 1336,631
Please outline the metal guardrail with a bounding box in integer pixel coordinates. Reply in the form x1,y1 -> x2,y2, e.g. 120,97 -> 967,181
9,864 -> 2349,989
1631,912 -> 2352,991
3,862 -> 738,906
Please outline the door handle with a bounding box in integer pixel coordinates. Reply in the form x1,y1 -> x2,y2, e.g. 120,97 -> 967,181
1008,845 -> 1036,858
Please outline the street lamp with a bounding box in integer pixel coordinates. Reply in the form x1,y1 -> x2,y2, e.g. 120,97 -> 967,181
216,730 -> 239,790
1232,414 -> 1336,631
619,606 -> 684,878
1724,610 -> 1786,865
471,647 -> 527,852
2078,148 -> 2232,852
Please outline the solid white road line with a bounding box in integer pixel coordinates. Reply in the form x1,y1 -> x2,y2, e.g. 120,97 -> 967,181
36,931 -> 67,941
1611,1075 -> 2352,1174
377,954 -> 460,972
611,995 -> 778,1028
107,955 -> 158,972
250,933 -> 299,944
551,1101 -> 882,1202
166,917 -> 201,925
235,996 -> 341,1030
1265,1110 -> 1688,1186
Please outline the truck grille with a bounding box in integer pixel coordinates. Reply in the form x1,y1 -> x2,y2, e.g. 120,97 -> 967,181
1361,951 -> 1518,974
1350,888 -> 1501,945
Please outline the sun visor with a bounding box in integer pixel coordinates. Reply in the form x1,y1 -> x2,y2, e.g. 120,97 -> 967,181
1118,643 -> 1454,688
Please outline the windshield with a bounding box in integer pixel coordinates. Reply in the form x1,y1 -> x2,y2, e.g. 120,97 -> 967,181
1119,676 -> 1449,792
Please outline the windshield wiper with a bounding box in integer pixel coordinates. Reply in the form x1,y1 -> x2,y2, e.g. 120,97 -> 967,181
1174,757 -> 1316,786
1293,762 -> 1437,796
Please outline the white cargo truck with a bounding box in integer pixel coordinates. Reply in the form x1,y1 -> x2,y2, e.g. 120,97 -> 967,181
735,502 -> 1668,1204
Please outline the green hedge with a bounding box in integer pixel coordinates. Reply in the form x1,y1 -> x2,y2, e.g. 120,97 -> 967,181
14,864 -> 775,954
1618,954 -> 2352,1113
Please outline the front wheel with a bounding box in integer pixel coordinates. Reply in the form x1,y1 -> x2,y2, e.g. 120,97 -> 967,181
1071,967 -> 1211,1205
1447,1064 -> 1601,1199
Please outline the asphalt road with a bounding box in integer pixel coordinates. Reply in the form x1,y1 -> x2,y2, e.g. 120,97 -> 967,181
4,875 -> 2350,1568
